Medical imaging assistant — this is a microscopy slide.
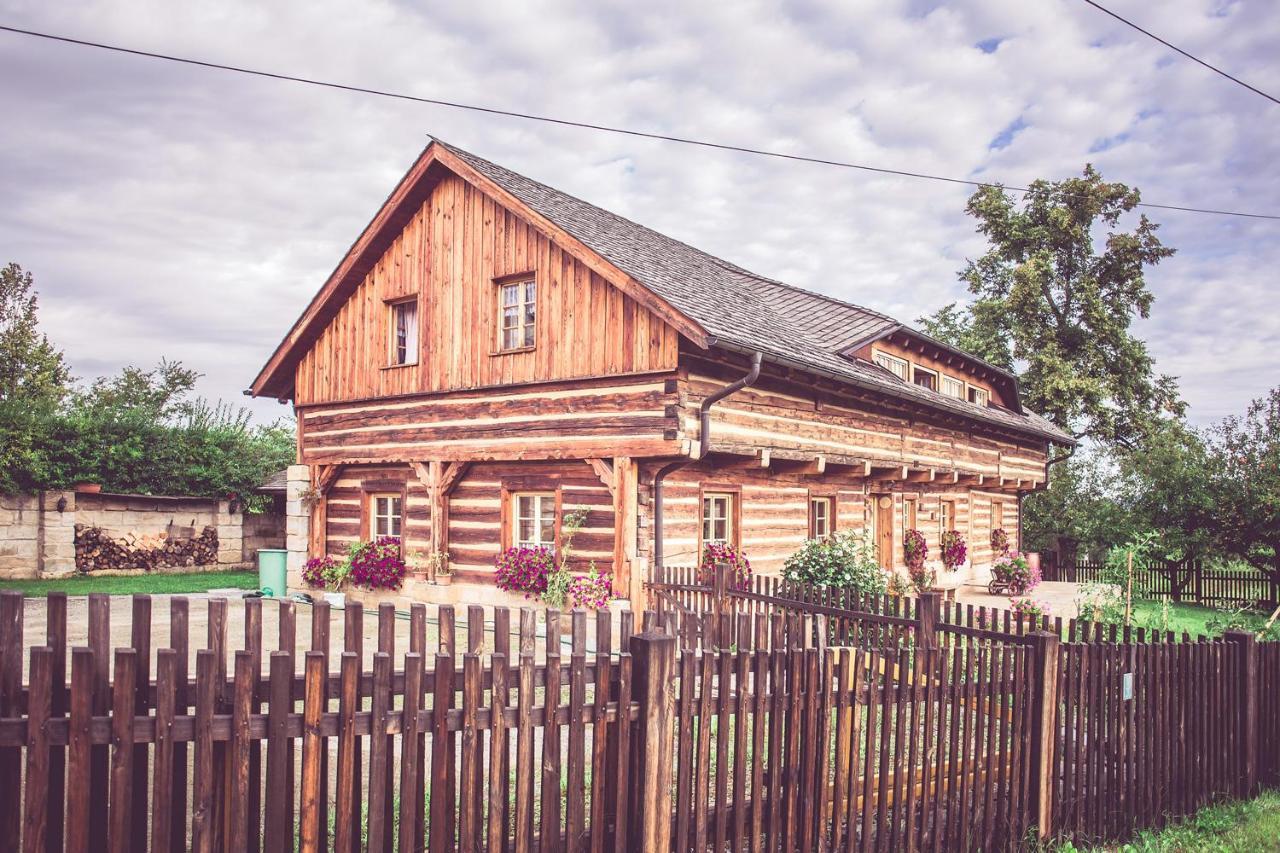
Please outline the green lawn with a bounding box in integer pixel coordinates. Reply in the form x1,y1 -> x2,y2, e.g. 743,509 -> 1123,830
0,569 -> 258,597
1056,789 -> 1280,851
1121,599 -> 1276,639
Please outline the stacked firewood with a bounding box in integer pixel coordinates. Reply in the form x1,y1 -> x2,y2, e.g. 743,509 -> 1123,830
75,525 -> 219,571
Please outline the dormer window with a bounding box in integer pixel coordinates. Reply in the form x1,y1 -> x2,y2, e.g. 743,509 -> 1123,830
912,365 -> 937,392
388,299 -> 418,366
873,350 -> 909,381
968,385 -> 989,407
941,375 -> 965,399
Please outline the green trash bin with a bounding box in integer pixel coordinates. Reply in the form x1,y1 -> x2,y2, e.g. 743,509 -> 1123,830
257,549 -> 289,597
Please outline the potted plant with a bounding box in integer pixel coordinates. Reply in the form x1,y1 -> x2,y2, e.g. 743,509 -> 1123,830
940,530 -> 967,573
903,528 -> 933,592
301,554 -> 350,607
990,527 -> 1010,556
347,537 -> 407,592
435,557 -> 453,586
1009,597 -> 1051,628
989,551 -> 1041,595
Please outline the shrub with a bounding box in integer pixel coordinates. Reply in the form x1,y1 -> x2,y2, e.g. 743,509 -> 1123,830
782,531 -> 887,595
991,527 -> 1010,556
347,537 -> 407,591
495,545 -> 556,598
568,563 -> 612,609
940,530 -> 967,572
991,551 -> 1041,594
699,543 -> 752,591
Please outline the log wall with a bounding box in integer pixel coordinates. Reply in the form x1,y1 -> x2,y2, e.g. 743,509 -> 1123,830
293,172 -> 681,406
297,373 -> 681,466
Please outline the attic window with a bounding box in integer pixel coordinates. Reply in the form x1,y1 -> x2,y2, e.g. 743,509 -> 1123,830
873,350 -> 909,381
912,365 -> 937,392
498,278 -> 536,351
388,299 -> 418,366
941,375 -> 965,399
968,385 -> 990,407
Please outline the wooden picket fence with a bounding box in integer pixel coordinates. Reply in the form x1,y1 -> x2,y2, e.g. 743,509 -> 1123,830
2,580 -> 1277,852
1044,558 -> 1279,610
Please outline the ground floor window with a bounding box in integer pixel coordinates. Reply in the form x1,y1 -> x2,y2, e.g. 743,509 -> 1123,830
370,493 -> 402,538
702,492 -> 734,547
940,499 -> 956,535
993,500 -> 1005,533
904,497 -> 918,531
809,496 -> 832,540
514,492 -> 557,549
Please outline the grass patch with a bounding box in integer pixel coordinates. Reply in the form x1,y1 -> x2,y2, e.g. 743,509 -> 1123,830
1054,789 -> 1280,851
0,569 -> 258,597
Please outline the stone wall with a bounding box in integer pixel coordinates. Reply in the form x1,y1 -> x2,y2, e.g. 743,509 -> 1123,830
242,511 -> 286,562
0,492 -> 77,579
0,490 -> 284,579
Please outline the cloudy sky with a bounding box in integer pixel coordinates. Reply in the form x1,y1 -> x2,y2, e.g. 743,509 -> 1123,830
1,0 -> 1276,427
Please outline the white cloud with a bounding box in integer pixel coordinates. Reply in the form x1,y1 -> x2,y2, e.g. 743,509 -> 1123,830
0,0 -> 1276,426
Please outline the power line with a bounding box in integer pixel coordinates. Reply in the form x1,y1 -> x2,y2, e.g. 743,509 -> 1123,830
2,22 -> 1278,221
1079,0 -> 1279,107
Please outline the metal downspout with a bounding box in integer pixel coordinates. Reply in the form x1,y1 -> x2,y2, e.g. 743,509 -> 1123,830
652,351 -> 763,570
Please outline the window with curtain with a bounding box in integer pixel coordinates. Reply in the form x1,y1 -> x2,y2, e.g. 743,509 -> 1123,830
499,279 -> 537,351
513,492 -> 556,549
702,493 -> 734,546
370,494 -> 402,538
389,299 -> 418,366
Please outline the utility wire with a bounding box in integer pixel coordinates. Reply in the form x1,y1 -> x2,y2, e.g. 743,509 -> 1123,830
1079,0 -> 1278,106
2,22 -> 1278,221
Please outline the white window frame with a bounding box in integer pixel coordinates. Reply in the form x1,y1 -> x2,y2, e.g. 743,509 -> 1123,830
513,491 -> 557,550
498,278 -> 537,351
370,493 -> 403,538
912,365 -> 938,391
873,349 -> 909,381
702,492 -> 734,547
388,299 -> 419,366
941,374 -> 965,399
967,384 -> 990,407
809,497 -> 832,541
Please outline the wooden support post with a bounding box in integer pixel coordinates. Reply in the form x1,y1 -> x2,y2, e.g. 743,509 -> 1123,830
1225,630 -> 1258,796
1028,631 -> 1059,840
630,631 -> 676,852
612,456 -> 639,609
916,591 -> 940,651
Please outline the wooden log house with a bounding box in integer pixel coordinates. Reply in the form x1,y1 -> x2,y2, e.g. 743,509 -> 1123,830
250,139 -> 1071,605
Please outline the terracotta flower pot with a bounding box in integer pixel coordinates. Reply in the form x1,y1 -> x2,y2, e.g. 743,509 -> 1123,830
73,482 -> 102,494
436,575 -> 453,586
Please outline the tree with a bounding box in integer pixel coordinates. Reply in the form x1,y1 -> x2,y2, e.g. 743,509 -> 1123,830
1021,449 -> 1130,561
0,263 -> 71,405
921,165 -> 1184,450
0,264 -> 72,492
1207,387 -> 1280,583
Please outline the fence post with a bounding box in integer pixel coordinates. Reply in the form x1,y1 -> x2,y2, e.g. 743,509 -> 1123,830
916,591 -> 940,651
630,630 -> 676,852
1224,630 -> 1258,796
1027,631 -> 1060,840
1194,560 -> 1204,604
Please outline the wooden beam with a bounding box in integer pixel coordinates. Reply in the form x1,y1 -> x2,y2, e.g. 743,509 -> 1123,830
869,465 -> 909,481
905,467 -> 936,484
586,458 -> 616,496
612,457 -> 639,610
438,462 -> 470,497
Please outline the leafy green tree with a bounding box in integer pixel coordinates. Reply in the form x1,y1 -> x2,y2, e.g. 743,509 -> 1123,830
921,165 -> 1184,449
0,264 -> 72,492
1206,387 -> 1280,583
0,263 -> 71,405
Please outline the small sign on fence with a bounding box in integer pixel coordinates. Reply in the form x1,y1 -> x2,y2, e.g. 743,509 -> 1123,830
1122,671 -> 1134,701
